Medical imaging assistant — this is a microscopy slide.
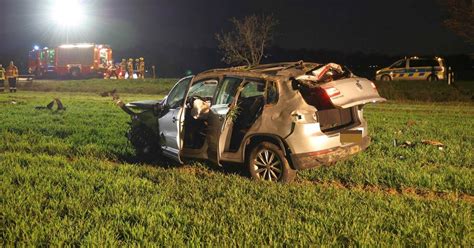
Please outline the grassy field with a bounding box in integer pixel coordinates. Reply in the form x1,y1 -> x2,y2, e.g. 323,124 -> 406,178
1,81 -> 473,246
17,78 -> 474,101
17,78 -> 178,95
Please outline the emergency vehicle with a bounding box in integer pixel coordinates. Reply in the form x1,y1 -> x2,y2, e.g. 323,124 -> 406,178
375,57 -> 446,81
28,43 -> 113,78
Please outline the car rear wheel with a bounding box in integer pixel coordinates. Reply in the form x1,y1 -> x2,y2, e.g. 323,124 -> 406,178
381,75 -> 391,81
427,75 -> 438,82
248,142 -> 296,183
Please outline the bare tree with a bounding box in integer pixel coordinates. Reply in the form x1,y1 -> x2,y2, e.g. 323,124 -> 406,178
216,14 -> 278,67
441,0 -> 474,43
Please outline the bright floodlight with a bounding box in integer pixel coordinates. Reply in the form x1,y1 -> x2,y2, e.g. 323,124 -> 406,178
51,0 -> 85,27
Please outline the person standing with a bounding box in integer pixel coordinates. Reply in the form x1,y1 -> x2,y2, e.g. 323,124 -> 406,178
0,64 -> 5,92
127,58 -> 134,79
135,58 -> 140,79
139,57 -> 145,79
6,61 -> 18,93
108,61 -> 118,79
120,58 -> 127,79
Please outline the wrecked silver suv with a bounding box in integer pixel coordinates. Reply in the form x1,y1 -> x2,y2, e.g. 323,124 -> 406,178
120,61 -> 386,182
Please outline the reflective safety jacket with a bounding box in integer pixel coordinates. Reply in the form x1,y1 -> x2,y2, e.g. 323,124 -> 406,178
139,61 -> 145,71
6,65 -> 19,78
0,67 -> 5,80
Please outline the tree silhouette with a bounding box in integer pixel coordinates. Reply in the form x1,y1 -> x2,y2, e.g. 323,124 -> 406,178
216,15 -> 278,67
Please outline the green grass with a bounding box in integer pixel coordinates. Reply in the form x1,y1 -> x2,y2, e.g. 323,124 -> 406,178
0,91 -> 472,246
374,80 -> 473,102
17,78 -> 178,95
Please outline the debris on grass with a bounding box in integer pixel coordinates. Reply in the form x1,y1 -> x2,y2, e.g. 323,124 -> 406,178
393,139 -> 415,148
393,139 -> 446,150
421,140 -> 446,150
100,89 -> 120,100
35,98 -> 66,111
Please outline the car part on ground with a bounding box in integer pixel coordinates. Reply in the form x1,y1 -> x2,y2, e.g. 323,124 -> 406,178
34,98 -> 66,111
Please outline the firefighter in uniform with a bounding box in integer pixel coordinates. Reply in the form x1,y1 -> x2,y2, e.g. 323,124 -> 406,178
134,58 -> 140,79
6,61 -> 19,93
139,57 -> 145,79
127,58 -> 134,79
106,60 -> 118,79
120,59 -> 127,79
0,64 -> 5,92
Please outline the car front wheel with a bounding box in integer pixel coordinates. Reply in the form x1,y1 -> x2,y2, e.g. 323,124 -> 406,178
248,142 -> 296,183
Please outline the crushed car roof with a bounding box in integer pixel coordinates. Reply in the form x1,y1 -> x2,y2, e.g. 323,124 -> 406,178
196,61 -> 323,80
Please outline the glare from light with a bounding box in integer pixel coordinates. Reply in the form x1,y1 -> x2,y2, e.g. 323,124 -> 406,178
59,43 -> 94,49
51,0 -> 85,27
34,45 -> 40,50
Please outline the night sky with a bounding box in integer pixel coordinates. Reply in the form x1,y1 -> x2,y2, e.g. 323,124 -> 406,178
1,0 -> 472,56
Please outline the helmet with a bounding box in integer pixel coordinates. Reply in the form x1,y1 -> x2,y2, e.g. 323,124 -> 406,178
122,58 -> 126,62
129,58 -> 133,61
140,57 -> 144,60
135,59 -> 139,62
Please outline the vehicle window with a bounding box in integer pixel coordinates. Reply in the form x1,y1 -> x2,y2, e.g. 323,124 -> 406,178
167,77 -> 192,109
266,81 -> 279,104
215,77 -> 243,105
48,49 -> 55,65
241,80 -> 265,98
100,49 -> 108,65
391,60 -> 406,69
188,79 -> 218,98
410,59 -> 439,67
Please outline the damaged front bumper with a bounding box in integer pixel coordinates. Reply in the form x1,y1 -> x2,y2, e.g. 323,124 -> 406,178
290,136 -> 370,170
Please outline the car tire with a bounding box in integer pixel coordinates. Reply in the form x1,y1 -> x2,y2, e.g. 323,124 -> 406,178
247,142 -> 296,183
427,75 -> 438,82
381,75 -> 391,81
128,124 -> 161,162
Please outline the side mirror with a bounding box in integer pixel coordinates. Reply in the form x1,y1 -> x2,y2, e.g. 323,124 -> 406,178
154,102 -> 169,117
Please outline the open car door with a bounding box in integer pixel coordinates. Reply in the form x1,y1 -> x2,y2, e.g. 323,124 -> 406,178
205,77 -> 244,164
318,77 -> 386,108
158,76 -> 193,162
213,77 -> 267,165
296,64 -> 385,108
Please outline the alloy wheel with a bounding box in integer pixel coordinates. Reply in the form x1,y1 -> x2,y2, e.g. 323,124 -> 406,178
253,149 -> 283,181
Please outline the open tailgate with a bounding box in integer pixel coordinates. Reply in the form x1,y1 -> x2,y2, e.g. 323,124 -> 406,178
319,77 -> 386,108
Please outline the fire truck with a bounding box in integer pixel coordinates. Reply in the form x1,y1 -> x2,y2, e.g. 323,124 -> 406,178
28,43 -> 113,78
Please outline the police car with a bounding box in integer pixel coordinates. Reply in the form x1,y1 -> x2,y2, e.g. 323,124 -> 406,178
375,57 -> 446,81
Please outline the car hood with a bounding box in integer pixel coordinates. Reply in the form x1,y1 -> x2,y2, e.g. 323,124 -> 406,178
126,99 -> 163,110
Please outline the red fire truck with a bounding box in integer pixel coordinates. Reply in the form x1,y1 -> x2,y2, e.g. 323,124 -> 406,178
28,43 -> 113,78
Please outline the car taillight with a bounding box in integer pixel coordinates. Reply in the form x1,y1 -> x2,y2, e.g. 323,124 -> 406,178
323,87 -> 341,98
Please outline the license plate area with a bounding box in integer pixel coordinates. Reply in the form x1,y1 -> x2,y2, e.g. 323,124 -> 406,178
340,130 -> 363,144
